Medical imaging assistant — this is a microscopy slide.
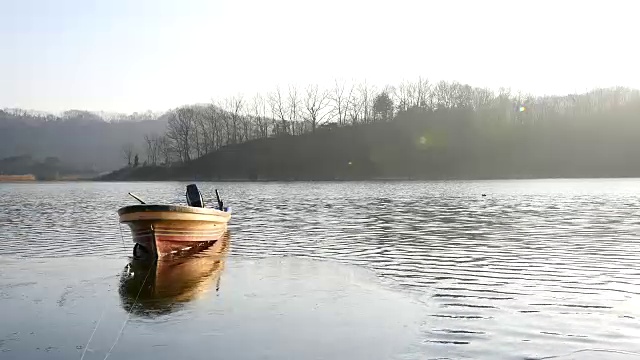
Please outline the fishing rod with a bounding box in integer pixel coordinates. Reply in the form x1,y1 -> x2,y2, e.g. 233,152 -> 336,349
215,189 -> 224,211
128,192 -> 146,204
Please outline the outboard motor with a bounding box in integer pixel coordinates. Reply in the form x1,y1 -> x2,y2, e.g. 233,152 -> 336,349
186,184 -> 204,208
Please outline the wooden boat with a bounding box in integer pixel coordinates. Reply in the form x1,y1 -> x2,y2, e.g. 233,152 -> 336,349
118,184 -> 231,258
119,233 -> 229,317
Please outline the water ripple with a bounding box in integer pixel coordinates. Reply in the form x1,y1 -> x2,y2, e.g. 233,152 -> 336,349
2,180 -> 640,359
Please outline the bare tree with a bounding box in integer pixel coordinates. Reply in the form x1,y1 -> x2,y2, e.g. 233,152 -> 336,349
287,85 -> 301,135
192,107 -> 207,158
454,83 -> 474,109
268,87 -> 289,135
357,82 -> 375,123
347,84 -> 362,125
240,104 -> 252,143
330,80 -> 348,126
413,77 -> 431,109
144,133 -> 161,165
144,135 -> 153,165
158,135 -> 173,166
394,80 -> 413,112
203,104 -> 225,152
211,100 -> 233,146
472,87 -> 494,111
166,107 -> 195,162
222,96 -> 244,144
251,94 -> 269,139
433,80 -> 453,109
199,106 -> 212,154
303,84 -> 331,132
121,142 -> 134,166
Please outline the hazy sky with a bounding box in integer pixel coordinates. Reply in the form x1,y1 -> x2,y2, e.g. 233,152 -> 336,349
1,0 -> 638,113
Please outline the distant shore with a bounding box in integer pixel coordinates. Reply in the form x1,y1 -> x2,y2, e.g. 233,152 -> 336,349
94,165 -> 640,182
0,174 -> 98,182
0,174 -> 36,182
5,173 -> 640,183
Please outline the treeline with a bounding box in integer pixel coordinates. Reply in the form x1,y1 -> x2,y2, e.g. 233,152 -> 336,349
138,78 -> 640,170
4,78 -> 639,179
0,108 -> 159,124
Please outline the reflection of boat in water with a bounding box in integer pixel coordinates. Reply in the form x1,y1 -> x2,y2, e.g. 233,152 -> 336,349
119,233 -> 230,317
118,184 -> 231,258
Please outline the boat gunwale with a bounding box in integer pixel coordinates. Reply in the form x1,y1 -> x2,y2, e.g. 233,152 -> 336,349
118,204 -> 230,217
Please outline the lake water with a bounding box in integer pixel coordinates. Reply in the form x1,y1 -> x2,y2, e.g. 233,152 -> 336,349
1,180 -> 640,359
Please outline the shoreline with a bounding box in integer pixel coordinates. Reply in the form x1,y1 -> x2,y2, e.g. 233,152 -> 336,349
6,171 -> 640,183
0,174 -> 36,182
92,175 -> 640,182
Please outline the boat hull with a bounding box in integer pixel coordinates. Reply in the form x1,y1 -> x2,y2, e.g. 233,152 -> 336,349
118,205 -> 231,258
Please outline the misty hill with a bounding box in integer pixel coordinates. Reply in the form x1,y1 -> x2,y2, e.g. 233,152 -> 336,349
100,85 -> 640,181
0,109 -> 167,172
0,154 -> 93,180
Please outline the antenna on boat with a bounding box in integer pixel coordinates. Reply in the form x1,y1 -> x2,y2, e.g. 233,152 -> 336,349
215,189 -> 224,210
128,192 -> 146,204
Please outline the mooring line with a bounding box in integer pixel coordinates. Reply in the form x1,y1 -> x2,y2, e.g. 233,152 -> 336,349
117,214 -> 127,255
80,214 -> 129,360
534,348 -> 640,360
103,260 -> 154,360
79,284 -> 110,360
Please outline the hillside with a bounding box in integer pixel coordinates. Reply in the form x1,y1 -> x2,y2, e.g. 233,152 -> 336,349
8,82 -> 639,182
0,109 -> 167,172
0,154 -> 95,180
100,99 -> 640,181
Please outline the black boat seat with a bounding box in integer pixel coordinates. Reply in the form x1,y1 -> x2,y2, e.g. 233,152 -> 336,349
186,184 -> 204,208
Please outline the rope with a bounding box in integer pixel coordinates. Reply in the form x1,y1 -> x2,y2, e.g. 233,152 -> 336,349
103,261 -> 154,359
79,285 -> 111,360
535,348 -> 640,360
80,215 -> 131,359
117,214 -> 127,255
